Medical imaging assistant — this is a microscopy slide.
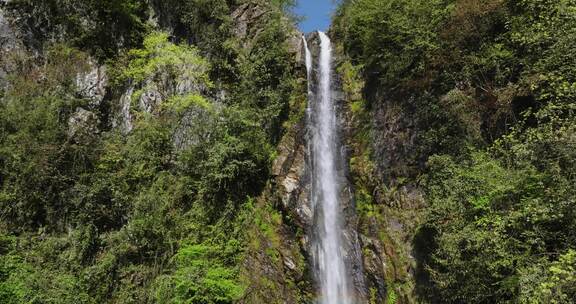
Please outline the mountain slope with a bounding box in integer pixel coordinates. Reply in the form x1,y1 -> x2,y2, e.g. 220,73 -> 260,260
0,1 -> 307,302
332,0 -> 576,302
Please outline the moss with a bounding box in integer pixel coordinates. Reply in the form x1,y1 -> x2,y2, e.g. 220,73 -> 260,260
369,287 -> 378,304
119,32 -> 210,86
387,287 -> 398,304
282,79 -> 308,131
162,94 -> 213,114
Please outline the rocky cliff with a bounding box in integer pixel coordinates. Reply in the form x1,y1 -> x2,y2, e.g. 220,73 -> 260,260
10,1 -> 571,303
0,1 -> 323,303
257,32 -> 370,303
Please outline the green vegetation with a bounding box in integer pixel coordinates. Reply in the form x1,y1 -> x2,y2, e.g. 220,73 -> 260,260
0,0 -> 300,302
4,0 -> 149,59
2,0 -> 575,302
334,0 -> 576,302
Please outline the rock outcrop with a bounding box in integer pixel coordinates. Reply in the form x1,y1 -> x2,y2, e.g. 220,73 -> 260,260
75,59 -> 108,107
0,5 -> 23,90
68,107 -> 99,142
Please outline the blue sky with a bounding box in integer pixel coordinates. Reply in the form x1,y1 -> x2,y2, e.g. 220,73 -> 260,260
292,0 -> 338,33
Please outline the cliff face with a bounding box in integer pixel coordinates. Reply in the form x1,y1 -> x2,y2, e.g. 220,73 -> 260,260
324,42 -> 427,303
329,1 -> 576,303
265,32 -> 369,302
0,4 -> 25,93
266,30 -> 426,303
0,1 -> 320,303
10,1 -> 574,303
1,0 -> 426,301
346,86 -> 428,304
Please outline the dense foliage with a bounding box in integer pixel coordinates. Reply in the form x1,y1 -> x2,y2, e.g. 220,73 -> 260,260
3,0 -> 575,302
0,0 -> 299,303
334,0 -> 576,302
4,0 -> 149,59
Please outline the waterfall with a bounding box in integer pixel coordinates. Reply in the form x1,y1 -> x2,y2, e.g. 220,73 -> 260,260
302,36 -> 312,80
304,31 -> 353,304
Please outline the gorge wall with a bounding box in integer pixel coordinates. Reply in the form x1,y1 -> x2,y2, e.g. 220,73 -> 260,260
1,0 -> 576,304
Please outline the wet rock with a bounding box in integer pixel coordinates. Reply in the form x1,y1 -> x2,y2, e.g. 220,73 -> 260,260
271,33 -> 369,301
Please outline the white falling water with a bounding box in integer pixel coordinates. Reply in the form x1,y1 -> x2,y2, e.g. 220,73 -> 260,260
302,36 -> 312,79
305,31 -> 353,304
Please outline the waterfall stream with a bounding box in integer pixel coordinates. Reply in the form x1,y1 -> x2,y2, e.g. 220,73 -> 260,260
304,32 -> 353,304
